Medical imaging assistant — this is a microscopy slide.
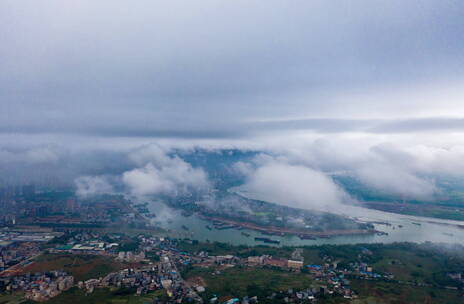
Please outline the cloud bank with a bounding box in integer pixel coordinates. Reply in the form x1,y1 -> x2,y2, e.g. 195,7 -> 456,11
1,1 -> 464,144
75,176 -> 115,197
74,144 -> 210,198
1,1 -> 464,211
238,157 -> 348,212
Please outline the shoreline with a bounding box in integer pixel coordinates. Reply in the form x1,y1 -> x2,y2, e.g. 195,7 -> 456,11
198,214 -> 377,238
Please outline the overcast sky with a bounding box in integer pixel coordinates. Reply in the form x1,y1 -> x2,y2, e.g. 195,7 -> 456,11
1,0 -> 464,145
1,1 -> 464,200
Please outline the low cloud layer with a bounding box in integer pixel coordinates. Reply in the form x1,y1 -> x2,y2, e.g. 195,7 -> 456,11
238,157 -> 348,212
355,164 -> 436,200
2,136 -> 464,206
1,1 -> 464,143
74,144 -> 210,198
75,176 -> 115,197
122,159 -> 209,197
1,1 -> 464,211
281,140 -> 456,200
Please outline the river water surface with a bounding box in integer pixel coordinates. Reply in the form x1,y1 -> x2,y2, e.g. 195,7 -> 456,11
146,190 -> 464,247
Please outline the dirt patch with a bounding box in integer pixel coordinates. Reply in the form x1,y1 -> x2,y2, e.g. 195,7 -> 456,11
187,276 -> 207,287
19,254 -> 125,281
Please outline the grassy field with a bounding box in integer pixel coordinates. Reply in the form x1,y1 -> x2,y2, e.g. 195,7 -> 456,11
183,266 -> 315,301
349,280 -> 463,304
301,247 -> 324,265
363,202 -> 464,221
311,243 -> 464,287
371,248 -> 440,283
177,240 -> 295,259
178,241 -> 464,287
21,254 -> 126,281
180,242 -> 464,303
183,265 -> 463,304
0,292 -> 27,304
21,287 -> 167,304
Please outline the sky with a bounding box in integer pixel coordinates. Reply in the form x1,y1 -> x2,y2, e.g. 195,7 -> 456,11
1,1 -> 464,207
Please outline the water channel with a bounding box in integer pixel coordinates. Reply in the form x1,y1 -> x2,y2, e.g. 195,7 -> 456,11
145,190 -> 464,247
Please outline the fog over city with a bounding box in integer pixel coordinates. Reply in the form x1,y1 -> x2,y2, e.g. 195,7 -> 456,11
4,3 -> 464,303
1,0 -> 464,210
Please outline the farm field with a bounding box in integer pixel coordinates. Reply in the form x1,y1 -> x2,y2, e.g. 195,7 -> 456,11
183,266 -> 315,302
21,287 -> 167,304
20,254 -> 126,281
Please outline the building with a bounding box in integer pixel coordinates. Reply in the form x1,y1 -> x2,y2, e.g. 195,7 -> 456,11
247,256 -> 264,265
214,255 -> 237,265
161,279 -> 172,289
287,260 -> 304,269
264,258 -> 287,268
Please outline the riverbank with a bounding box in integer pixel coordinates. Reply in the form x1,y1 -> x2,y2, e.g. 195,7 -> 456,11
146,197 -> 464,246
198,214 -> 377,238
362,201 -> 464,221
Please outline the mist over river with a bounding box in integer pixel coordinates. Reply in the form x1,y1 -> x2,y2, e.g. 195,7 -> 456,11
145,189 -> 464,247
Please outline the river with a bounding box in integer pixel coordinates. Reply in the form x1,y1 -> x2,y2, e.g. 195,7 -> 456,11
145,190 -> 464,247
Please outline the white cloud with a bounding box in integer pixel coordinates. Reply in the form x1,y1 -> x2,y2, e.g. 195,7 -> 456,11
127,144 -> 172,167
122,164 -> 173,196
0,146 -> 61,164
75,176 -> 114,197
122,144 -> 210,196
281,139 -> 444,200
355,164 -> 436,200
71,144 -> 209,198
240,158 -> 348,212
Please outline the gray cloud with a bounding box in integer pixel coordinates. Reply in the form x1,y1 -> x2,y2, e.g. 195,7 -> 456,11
0,145 -> 61,165
369,118 -> 464,133
4,117 -> 464,141
1,0 -> 464,206
355,164 -> 436,200
1,0 -> 464,143
75,175 -> 115,198
237,156 -> 350,212
280,140 -> 453,200
122,145 -> 210,197
73,144 -> 211,198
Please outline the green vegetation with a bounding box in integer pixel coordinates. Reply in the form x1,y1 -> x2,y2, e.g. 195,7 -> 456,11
182,263 -> 463,303
178,240 -> 464,288
334,175 -> 464,221
182,262 -> 462,304
118,239 -> 141,252
22,254 -> 125,281
177,240 -> 294,258
349,280 -> 463,304
0,292 -> 27,304
178,240 -> 464,303
362,202 -> 464,221
316,243 -> 464,288
22,287 -> 167,304
183,267 -> 315,302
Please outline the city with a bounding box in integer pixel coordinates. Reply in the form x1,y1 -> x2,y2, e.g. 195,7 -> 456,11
2,1 -> 464,303
0,187 -> 463,303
